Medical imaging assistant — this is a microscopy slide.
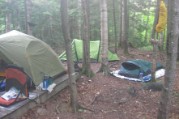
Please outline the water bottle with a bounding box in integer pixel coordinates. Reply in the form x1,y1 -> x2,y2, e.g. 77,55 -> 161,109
0,80 -> 5,91
43,75 -> 49,90
139,72 -> 144,82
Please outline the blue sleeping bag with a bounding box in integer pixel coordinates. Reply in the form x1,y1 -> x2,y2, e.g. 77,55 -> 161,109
118,59 -> 164,78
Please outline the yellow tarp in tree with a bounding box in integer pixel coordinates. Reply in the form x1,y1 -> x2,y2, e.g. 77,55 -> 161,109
155,1 -> 167,33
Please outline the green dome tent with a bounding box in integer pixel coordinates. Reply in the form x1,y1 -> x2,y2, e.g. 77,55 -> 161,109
59,39 -> 119,62
0,30 -> 65,85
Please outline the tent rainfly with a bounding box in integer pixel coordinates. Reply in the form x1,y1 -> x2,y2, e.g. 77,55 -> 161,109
0,30 -> 65,85
59,39 -> 119,62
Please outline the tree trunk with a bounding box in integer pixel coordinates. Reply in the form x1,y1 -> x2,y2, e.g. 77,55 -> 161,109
69,0 -> 75,39
157,0 -> 179,118
86,0 -> 92,40
112,0 -> 118,53
120,0 -> 129,54
99,0 -> 109,75
177,39 -> 179,61
151,0 -> 160,40
16,8 -> 21,31
150,0 -> 160,82
118,0 -> 122,48
123,0 -> 129,54
25,0 -> 32,35
69,0 -> 83,40
5,12 -> 11,32
144,1 -> 151,44
49,16 -> 54,42
81,0 -> 94,77
121,0 -> 125,49
60,0 -> 78,113
5,0 -> 12,32
77,0 -> 82,39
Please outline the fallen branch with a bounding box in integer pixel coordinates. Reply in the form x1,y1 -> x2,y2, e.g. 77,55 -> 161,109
78,104 -> 94,112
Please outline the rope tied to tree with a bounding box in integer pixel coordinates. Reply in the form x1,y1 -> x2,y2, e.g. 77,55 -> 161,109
155,0 -> 167,33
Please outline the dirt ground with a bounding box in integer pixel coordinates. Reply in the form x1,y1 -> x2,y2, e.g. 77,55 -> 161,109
21,48 -> 179,119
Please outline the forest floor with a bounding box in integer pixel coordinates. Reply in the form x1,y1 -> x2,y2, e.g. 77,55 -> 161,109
21,48 -> 179,119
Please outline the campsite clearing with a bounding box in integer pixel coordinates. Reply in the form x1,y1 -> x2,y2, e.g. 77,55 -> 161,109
22,48 -> 179,119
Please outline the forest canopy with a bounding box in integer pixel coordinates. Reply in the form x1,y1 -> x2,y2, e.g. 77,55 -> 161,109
0,0 -> 159,53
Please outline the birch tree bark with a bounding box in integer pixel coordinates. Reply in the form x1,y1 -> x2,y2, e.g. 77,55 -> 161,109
157,0 -> 179,118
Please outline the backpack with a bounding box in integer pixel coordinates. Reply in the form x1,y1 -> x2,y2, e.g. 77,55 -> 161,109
0,65 -> 29,107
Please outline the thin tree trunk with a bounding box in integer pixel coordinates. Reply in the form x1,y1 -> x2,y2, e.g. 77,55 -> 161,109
121,0 -> 125,49
86,0 -> 91,40
157,0 -> 179,118
99,0 -> 109,75
16,8 -> 21,31
25,0 -> 32,35
49,16 -> 54,42
118,0 -> 122,48
150,0 -> 160,82
151,0 -> 160,39
144,1 -> 151,44
112,0 -> 118,53
81,0 -> 94,77
123,0 -> 129,54
162,29 -> 166,50
60,0 -> 78,113
77,0 -> 82,39
5,0 -> 12,32
178,37 -> 179,61
5,12 -> 11,32
69,0 -> 83,40
69,0 -> 75,39
120,0 -> 129,54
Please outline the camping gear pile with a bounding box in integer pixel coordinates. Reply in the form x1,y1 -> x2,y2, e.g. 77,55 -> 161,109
0,30 -> 66,107
0,65 -> 29,106
111,59 -> 165,82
